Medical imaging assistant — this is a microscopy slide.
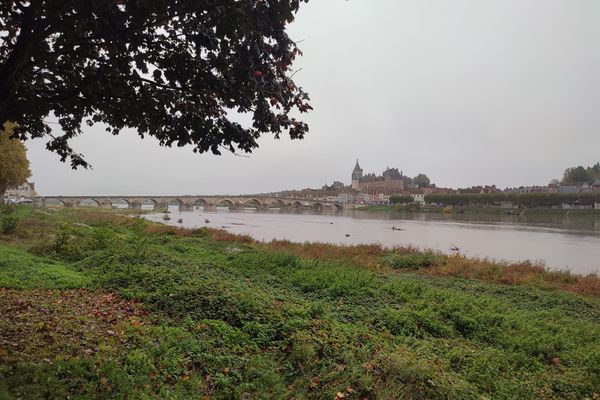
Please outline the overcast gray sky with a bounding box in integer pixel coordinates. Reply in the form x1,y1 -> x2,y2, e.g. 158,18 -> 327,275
27,0 -> 600,196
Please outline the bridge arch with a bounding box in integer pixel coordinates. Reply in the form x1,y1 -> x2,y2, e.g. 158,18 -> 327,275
243,198 -> 263,209
216,198 -> 236,209
167,198 -> 184,211
139,198 -> 157,210
111,198 -> 131,209
96,198 -> 113,208
45,198 -> 68,207
193,198 -> 209,208
268,199 -> 286,209
291,201 -> 303,209
80,198 -> 100,208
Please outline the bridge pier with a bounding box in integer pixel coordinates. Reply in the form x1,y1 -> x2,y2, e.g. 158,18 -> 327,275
180,203 -> 194,212
130,201 -> 142,210
99,200 -> 112,209
156,202 -> 169,212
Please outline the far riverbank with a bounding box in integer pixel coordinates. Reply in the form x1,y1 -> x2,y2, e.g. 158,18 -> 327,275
353,205 -> 600,232
356,204 -> 600,217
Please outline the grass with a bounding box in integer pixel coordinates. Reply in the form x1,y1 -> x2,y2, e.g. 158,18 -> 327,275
0,246 -> 91,289
0,207 -> 599,399
255,239 -> 600,297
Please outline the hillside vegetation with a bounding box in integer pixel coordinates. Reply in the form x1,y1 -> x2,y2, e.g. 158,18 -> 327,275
0,207 -> 599,399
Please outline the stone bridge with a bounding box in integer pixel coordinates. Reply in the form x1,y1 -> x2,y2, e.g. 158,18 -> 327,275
39,195 -> 346,212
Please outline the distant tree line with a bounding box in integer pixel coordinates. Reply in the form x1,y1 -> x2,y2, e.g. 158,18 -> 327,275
389,195 -> 414,204
424,192 -> 600,208
403,173 -> 433,188
561,163 -> 600,185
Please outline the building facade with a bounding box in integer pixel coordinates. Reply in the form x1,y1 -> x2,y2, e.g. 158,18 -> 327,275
351,160 -> 405,194
3,182 -> 36,203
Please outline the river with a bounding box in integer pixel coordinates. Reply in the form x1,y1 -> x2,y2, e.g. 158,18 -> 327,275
144,208 -> 600,275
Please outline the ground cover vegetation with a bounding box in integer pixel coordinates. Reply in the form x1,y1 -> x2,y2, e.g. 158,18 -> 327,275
1,206 -> 599,399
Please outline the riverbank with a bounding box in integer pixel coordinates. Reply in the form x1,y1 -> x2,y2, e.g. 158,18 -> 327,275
1,207 -> 599,399
356,204 -> 600,217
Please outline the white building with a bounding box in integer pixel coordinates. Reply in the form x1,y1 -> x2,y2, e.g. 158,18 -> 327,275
4,182 -> 36,203
412,193 -> 426,205
337,193 -> 355,204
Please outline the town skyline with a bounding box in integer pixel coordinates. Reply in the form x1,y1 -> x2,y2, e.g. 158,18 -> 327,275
22,153 -> 600,198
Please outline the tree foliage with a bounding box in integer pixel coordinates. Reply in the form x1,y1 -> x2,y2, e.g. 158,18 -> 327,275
0,122 -> 31,203
0,0 -> 311,168
561,163 -> 600,185
413,173 -> 431,188
389,195 -> 414,204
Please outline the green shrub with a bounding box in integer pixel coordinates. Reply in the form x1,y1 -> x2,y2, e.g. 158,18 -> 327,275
53,222 -> 71,252
381,252 -> 443,270
1,215 -> 18,234
89,227 -> 116,250
130,217 -> 149,261
193,227 -> 210,238
53,222 -> 80,260
1,204 -> 16,215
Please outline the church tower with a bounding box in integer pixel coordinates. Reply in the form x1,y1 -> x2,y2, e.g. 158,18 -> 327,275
351,159 -> 363,190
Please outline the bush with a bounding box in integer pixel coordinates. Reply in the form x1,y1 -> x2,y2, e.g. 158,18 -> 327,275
130,217 -> 149,261
52,222 -> 83,260
381,252 -> 443,270
1,215 -> 18,234
1,204 -> 16,215
193,227 -> 210,238
88,227 -> 116,250
395,202 -> 421,212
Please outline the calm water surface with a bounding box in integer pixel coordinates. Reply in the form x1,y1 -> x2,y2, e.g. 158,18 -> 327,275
144,208 -> 600,275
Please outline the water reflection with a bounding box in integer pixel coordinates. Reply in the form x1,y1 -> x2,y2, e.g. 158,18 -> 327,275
350,209 -> 600,236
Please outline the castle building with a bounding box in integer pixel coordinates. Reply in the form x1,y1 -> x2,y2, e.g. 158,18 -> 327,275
351,159 -> 363,189
351,160 -> 405,194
